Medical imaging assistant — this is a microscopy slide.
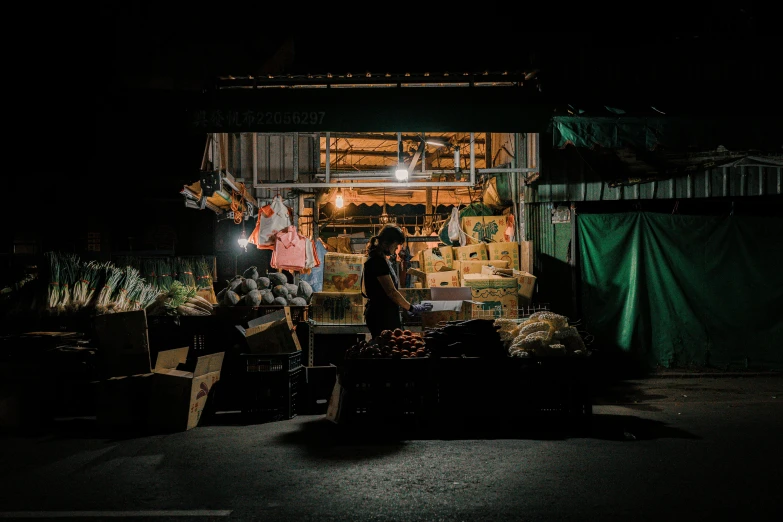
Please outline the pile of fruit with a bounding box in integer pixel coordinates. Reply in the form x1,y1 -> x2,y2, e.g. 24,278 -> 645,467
344,328 -> 430,359
217,267 -> 314,308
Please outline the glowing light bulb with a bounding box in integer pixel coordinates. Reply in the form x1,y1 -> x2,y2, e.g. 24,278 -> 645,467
335,189 -> 344,208
395,167 -> 409,181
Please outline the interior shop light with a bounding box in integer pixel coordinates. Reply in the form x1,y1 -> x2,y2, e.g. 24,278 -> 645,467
394,162 -> 409,181
237,226 -> 248,250
335,187 -> 344,208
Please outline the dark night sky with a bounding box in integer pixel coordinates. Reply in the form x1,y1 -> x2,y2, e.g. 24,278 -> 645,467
6,4 -> 781,259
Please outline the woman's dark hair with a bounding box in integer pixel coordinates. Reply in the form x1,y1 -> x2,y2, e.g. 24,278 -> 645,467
366,225 -> 405,256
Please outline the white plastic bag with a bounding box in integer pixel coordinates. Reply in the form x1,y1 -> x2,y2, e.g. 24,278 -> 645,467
253,195 -> 292,247
447,207 -> 467,246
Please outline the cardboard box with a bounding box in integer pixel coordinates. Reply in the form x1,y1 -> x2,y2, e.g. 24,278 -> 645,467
452,243 -> 489,262
322,253 -> 366,292
424,270 -> 460,289
461,215 -> 509,243
147,347 -> 225,432
481,266 -> 537,305
486,241 -> 520,271
326,236 -> 352,254
399,288 -> 432,305
236,308 -> 302,354
420,287 -> 476,327
93,310 -> 152,378
92,310 -> 226,433
462,274 -> 519,319
520,240 -> 535,274
453,259 -> 509,284
418,246 -> 454,273
310,292 -> 366,325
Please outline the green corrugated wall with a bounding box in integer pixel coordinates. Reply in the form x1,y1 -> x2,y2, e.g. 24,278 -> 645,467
524,202 -> 576,318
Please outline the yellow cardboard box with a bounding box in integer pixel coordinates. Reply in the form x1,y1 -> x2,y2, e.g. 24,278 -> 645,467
418,246 -> 454,273
452,243 -> 488,262
486,241 -> 520,271
453,259 -> 509,283
462,273 -> 519,318
461,215 -> 509,243
322,253 -> 366,292
480,266 -> 537,305
425,270 -> 460,289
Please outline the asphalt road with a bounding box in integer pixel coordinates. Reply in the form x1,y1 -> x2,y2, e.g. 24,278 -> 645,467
1,375 -> 781,521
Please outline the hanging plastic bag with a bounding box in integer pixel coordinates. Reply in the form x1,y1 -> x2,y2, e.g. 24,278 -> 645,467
260,203 -> 274,218
253,195 -> 292,248
504,214 -> 516,242
447,207 -> 467,246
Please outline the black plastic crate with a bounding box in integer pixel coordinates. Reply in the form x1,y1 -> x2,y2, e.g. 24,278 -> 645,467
178,316 -> 234,354
504,356 -> 593,419
338,358 -> 435,421
301,364 -> 337,415
240,367 -> 302,421
239,351 -> 302,373
434,357 -> 506,416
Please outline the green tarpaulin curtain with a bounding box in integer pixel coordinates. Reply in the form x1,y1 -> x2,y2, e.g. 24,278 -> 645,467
578,213 -> 783,369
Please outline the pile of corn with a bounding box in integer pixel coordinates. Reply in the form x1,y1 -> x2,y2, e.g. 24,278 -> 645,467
495,312 -> 587,358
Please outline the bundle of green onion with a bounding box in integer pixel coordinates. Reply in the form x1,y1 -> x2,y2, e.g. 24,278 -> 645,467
96,263 -> 124,308
44,252 -> 61,309
194,257 -> 214,289
156,258 -> 173,291
175,258 -> 196,288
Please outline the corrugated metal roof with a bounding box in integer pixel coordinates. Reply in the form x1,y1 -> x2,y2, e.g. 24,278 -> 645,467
527,148 -> 783,202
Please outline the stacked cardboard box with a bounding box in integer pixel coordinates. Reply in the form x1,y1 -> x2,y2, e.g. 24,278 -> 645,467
92,310 -> 224,433
311,253 -> 367,324
462,273 -> 520,319
409,246 -> 459,288
481,265 -> 537,307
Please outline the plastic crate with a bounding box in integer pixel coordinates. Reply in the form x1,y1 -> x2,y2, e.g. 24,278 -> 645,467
301,364 -> 338,415
338,358 -> 434,421
240,367 -> 302,421
434,357 -> 505,416
214,305 -> 308,324
505,356 -> 592,419
239,351 -> 302,373
178,315 -> 232,354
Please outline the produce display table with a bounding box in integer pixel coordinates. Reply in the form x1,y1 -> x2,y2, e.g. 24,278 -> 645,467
333,354 -> 592,430
306,323 -> 424,367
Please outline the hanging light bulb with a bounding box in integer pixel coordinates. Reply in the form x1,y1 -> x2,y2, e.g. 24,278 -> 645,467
395,162 -> 409,181
237,224 -> 248,250
335,187 -> 344,209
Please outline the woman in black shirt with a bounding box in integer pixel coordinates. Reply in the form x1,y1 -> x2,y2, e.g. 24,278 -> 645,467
362,225 -> 431,339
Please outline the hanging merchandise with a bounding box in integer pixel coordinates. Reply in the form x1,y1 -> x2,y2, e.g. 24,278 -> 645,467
448,207 -> 468,246
270,226 -> 308,272
505,214 -> 516,242
299,238 -> 327,292
249,195 -> 292,250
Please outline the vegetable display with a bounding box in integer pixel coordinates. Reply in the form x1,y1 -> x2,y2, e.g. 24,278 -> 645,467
219,271 -> 314,308
495,312 -> 590,357
422,318 -> 506,358
38,252 -> 162,315
345,329 -> 431,359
